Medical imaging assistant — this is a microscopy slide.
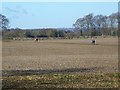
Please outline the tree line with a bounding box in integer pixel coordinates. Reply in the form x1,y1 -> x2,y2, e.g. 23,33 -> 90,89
1,12 -> 118,40
2,28 -> 75,39
73,13 -> 118,37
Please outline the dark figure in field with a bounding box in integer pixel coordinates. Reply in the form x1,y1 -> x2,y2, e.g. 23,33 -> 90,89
91,39 -> 96,45
34,38 -> 39,42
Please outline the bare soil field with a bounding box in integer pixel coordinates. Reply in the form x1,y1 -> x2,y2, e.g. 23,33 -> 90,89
2,37 -> 118,73
2,37 -> 119,89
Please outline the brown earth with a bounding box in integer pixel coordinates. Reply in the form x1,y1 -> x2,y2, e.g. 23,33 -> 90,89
2,37 -> 118,76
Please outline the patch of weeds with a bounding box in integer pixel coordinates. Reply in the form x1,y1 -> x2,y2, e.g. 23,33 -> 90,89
2,73 -> 119,89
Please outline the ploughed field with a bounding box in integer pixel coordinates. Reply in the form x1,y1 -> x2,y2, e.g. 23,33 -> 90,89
2,37 -> 119,89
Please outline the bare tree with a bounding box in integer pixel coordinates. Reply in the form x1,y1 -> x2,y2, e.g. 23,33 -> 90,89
109,13 -> 118,36
84,14 -> 93,37
0,14 -> 9,30
73,18 -> 85,37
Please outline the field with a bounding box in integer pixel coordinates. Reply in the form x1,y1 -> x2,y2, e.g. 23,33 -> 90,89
2,37 -> 119,89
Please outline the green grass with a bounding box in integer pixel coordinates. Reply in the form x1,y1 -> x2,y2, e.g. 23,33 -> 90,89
2,73 -> 119,89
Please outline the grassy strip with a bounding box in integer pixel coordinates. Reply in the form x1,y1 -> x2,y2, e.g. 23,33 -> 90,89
2,73 -> 119,89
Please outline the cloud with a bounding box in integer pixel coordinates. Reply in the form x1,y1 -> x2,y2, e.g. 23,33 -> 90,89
5,7 -> 19,13
4,6 -> 35,20
4,6 -> 28,20
5,7 -> 28,15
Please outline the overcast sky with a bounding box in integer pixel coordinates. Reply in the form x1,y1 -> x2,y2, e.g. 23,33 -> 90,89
2,2 -> 118,29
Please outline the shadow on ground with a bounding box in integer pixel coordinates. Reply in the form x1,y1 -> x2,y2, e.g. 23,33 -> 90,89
2,67 -> 102,76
